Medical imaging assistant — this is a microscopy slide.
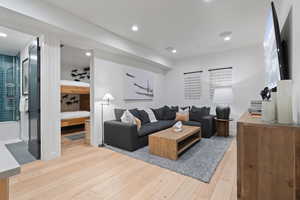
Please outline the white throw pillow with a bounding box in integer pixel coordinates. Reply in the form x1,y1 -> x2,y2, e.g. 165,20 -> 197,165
121,110 -> 136,124
145,108 -> 158,123
179,107 -> 189,114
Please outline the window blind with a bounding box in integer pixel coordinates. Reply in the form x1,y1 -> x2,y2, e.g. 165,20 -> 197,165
184,71 -> 203,100
209,67 -> 233,99
0,55 -> 20,122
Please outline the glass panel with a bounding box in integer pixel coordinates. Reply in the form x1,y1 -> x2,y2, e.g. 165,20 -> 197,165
0,54 -> 20,122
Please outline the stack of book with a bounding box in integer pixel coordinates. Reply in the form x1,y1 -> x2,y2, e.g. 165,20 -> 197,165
248,100 -> 262,115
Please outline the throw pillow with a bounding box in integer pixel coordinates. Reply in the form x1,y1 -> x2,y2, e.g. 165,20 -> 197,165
121,110 -> 137,124
138,110 -> 151,125
163,106 -> 177,120
114,108 -> 126,121
179,107 -> 189,114
175,113 -> 189,122
129,108 -> 141,119
189,106 -> 210,122
134,117 -> 142,130
145,108 -> 158,122
151,107 -> 165,120
181,106 -> 190,111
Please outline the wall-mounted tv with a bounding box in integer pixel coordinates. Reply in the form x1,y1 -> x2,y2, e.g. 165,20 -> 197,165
264,1 -> 289,89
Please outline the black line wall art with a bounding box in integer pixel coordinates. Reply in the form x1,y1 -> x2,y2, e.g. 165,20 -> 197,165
71,67 -> 90,82
61,94 -> 80,112
124,68 -> 154,100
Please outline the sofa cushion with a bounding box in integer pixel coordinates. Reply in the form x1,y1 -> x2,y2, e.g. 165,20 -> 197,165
163,106 -> 178,120
138,120 -> 176,137
114,109 -> 126,121
189,106 -> 210,122
156,120 -> 177,129
182,120 -> 202,127
138,110 -> 151,125
151,107 -> 165,120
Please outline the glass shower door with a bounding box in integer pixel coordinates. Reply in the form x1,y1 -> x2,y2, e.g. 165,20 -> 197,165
28,38 -> 41,159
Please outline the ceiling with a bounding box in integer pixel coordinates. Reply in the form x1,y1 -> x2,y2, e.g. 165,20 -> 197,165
61,45 -> 90,69
0,26 -> 33,56
42,0 -> 269,60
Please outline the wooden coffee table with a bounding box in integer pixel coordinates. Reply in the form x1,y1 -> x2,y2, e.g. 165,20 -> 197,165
149,125 -> 201,160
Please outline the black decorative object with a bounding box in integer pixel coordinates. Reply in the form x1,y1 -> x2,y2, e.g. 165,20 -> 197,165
216,106 -> 230,120
260,87 -> 271,101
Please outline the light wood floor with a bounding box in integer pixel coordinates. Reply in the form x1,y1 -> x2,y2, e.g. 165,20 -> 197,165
10,138 -> 237,200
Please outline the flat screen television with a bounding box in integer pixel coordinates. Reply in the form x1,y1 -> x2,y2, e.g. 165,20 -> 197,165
264,1 -> 288,89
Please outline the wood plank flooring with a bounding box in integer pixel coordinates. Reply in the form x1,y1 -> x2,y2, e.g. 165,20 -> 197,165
10,138 -> 237,200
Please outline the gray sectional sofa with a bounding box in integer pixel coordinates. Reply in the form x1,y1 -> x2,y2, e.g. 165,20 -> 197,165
104,106 -> 216,151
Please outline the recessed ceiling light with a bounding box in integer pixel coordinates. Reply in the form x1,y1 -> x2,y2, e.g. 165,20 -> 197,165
203,0 -> 213,2
131,25 -> 139,32
224,36 -> 231,41
166,47 -> 177,54
85,52 -> 91,57
219,31 -> 232,42
0,32 -> 7,38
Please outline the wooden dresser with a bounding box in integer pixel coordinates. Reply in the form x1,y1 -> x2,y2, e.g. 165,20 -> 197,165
237,113 -> 300,200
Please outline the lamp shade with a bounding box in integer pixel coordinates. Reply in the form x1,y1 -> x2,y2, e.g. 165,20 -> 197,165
102,93 -> 114,101
213,87 -> 233,104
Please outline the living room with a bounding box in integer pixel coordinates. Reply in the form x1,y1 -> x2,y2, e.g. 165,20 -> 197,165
0,0 -> 300,199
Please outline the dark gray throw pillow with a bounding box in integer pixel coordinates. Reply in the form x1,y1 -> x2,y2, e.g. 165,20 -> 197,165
129,108 -> 141,119
151,107 -> 165,120
114,108 -> 126,121
138,110 -> 151,125
163,106 -> 178,120
189,106 -> 211,122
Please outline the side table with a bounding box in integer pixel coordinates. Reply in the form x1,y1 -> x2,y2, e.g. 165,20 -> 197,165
215,118 -> 233,137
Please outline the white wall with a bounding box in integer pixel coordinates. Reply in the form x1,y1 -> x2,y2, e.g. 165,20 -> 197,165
0,122 -> 20,141
40,35 -> 61,160
164,45 -> 265,120
92,56 -> 166,145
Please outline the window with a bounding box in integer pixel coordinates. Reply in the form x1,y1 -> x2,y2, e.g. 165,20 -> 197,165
209,67 -> 233,99
0,55 -> 20,122
184,71 -> 203,100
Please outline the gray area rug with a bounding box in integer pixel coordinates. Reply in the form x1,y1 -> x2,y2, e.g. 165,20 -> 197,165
5,142 -> 36,165
65,132 -> 85,141
107,136 -> 234,183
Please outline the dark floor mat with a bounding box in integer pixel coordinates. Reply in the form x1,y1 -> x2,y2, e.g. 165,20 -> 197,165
5,142 -> 36,165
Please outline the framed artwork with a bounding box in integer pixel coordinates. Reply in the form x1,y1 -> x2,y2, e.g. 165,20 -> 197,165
123,68 -> 154,100
22,58 -> 29,95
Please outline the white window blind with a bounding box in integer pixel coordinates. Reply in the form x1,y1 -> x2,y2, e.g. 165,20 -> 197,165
184,71 -> 202,100
209,67 -> 233,99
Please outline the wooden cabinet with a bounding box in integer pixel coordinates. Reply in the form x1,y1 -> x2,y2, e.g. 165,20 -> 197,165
237,113 -> 300,200
85,120 -> 91,145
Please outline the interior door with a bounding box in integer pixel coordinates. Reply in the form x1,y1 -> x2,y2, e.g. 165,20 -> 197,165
28,38 -> 41,159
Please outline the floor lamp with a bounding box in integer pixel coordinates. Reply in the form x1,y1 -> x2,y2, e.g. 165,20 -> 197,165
99,93 -> 114,147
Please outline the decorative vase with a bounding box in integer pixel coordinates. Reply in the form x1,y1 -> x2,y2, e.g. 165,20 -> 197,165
216,106 -> 230,120
262,101 -> 275,122
277,80 -> 293,124
271,91 -> 277,121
